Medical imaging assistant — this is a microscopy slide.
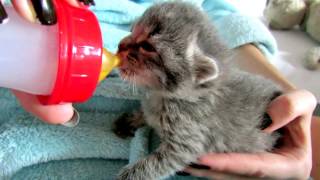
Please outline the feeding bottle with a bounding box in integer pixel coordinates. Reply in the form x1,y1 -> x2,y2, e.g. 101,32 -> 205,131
0,0 -> 120,104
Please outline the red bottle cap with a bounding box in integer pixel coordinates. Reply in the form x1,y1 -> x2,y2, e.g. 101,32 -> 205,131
38,0 -> 103,105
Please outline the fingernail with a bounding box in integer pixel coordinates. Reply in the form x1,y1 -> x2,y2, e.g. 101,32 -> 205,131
78,0 -> 95,6
260,113 -> 273,130
31,0 -> 57,25
62,108 -> 80,128
189,163 -> 210,170
0,2 -> 8,24
176,171 -> 190,176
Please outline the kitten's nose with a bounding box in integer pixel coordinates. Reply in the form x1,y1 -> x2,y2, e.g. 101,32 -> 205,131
118,50 -> 128,61
117,37 -> 131,68
118,42 -> 127,52
117,47 -> 129,69
118,36 -> 132,52
118,51 -> 130,69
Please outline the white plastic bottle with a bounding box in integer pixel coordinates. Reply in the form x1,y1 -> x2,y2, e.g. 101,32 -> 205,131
0,1 -> 119,105
0,7 -> 58,95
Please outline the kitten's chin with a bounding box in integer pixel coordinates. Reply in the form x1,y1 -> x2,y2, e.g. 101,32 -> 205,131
119,69 -> 161,89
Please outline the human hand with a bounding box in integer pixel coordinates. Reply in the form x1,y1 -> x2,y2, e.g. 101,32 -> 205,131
12,90 -> 79,126
1,0 -> 94,25
0,0 -> 95,125
311,115 -> 320,179
185,90 -> 317,180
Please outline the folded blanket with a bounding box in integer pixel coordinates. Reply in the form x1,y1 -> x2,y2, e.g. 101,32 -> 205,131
0,0 -> 277,179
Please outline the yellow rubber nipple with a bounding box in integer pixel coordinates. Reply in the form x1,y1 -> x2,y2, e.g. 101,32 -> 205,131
98,48 -> 121,82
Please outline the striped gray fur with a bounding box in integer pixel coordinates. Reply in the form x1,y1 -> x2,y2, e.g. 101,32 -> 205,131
114,2 -> 282,180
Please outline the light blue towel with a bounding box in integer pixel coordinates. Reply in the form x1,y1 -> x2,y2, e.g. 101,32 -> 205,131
91,0 -> 276,57
0,0 -> 277,179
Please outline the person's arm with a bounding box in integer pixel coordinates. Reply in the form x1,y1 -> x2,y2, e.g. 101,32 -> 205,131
12,90 -> 76,125
234,44 -> 296,91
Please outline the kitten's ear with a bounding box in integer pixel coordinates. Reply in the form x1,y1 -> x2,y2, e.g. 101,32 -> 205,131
192,54 -> 219,84
186,32 -> 220,84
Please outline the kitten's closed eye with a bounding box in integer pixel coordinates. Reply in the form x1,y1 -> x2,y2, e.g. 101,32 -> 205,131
127,51 -> 138,61
149,24 -> 162,36
139,41 -> 156,52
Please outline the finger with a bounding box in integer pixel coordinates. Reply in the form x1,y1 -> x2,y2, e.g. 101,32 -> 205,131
78,0 -> 95,6
185,167 -> 231,180
12,90 -> 74,125
0,1 -> 8,24
264,90 -> 317,133
11,0 -> 94,25
185,168 -> 264,180
11,0 -> 37,23
12,0 -> 56,25
198,153 -> 298,179
30,0 -> 56,25
286,115 -> 313,151
61,108 -> 80,127
65,0 -> 80,7
65,0 -> 95,7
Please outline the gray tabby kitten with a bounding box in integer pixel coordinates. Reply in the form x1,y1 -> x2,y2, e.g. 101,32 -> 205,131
113,2 -> 282,180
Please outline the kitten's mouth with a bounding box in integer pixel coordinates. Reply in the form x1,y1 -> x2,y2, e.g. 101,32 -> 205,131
117,51 -> 141,81
118,51 -> 136,72
117,51 -> 161,88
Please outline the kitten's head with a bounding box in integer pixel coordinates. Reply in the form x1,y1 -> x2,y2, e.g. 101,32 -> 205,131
117,2 -> 230,93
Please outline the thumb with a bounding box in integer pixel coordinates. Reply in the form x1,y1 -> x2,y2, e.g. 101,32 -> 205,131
264,90 -> 316,133
12,90 -> 74,125
198,153 -> 292,179
12,0 -> 57,25
263,94 -> 296,133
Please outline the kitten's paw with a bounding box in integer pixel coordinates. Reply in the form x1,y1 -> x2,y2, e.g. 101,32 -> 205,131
116,165 -> 141,180
113,113 -> 139,138
116,168 -> 131,180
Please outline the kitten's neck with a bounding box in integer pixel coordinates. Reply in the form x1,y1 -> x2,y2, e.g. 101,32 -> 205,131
146,81 -> 215,102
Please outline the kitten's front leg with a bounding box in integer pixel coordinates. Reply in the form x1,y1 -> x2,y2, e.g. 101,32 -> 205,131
113,110 -> 145,138
117,140 -> 204,180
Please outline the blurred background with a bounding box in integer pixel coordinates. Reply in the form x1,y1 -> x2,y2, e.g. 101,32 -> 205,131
228,0 -> 320,101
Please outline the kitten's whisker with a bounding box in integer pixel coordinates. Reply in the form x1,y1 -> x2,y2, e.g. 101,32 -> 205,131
130,79 -> 134,94
131,76 -> 135,93
132,76 -> 137,95
120,74 -> 132,92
